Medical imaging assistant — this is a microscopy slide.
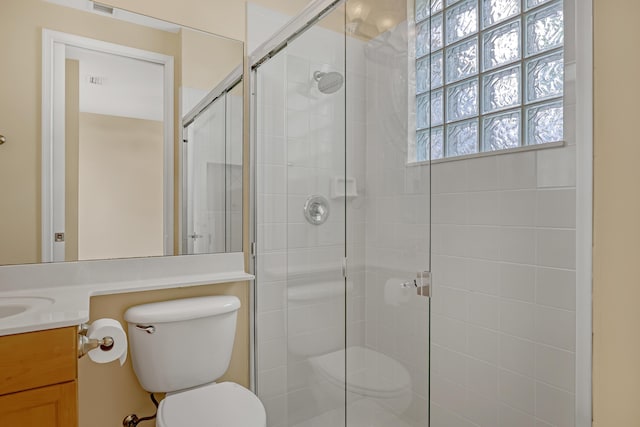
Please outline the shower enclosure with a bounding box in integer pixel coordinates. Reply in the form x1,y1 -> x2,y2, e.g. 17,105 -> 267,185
251,0 -> 579,426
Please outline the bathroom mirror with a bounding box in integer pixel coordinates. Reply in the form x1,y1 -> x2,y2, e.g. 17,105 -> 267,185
0,0 -> 244,266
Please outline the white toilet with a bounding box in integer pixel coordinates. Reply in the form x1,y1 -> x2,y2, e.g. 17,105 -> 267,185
124,296 -> 266,427
287,281 -> 413,416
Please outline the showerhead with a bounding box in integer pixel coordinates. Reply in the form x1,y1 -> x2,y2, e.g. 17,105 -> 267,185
313,71 -> 344,94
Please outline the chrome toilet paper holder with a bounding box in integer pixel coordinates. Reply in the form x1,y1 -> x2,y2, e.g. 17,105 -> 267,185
77,323 -> 115,359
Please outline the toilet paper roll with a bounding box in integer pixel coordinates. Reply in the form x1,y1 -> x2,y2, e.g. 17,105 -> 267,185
87,318 -> 128,366
384,278 -> 410,306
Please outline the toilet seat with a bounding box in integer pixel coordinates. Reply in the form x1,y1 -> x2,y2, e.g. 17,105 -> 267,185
309,346 -> 412,399
157,382 -> 266,427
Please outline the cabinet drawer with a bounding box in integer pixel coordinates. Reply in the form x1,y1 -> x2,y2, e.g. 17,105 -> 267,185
0,381 -> 77,427
0,327 -> 77,396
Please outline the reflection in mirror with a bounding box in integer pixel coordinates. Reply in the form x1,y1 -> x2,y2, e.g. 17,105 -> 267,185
182,70 -> 243,255
0,0 -> 243,266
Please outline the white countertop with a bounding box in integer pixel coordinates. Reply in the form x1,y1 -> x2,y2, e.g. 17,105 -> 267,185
0,253 -> 253,337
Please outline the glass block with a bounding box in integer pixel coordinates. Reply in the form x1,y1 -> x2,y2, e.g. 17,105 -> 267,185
431,51 -> 444,88
446,38 -> 478,83
483,20 -> 520,71
446,0 -> 478,45
416,0 -> 430,22
526,2 -> 563,56
431,13 -> 444,51
526,0 -> 554,10
431,89 -> 444,125
447,119 -> 478,156
417,94 -> 430,130
431,127 -> 444,159
431,0 -> 444,14
416,57 -> 430,94
482,0 -> 520,28
416,130 -> 429,162
483,66 -> 520,113
447,79 -> 478,122
483,110 -> 521,151
416,20 -> 430,57
526,51 -> 563,102
526,101 -> 563,144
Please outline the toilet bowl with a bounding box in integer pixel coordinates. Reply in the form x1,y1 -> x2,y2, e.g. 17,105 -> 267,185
124,296 -> 266,427
286,282 -> 413,416
157,382 -> 265,427
309,346 -> 412,415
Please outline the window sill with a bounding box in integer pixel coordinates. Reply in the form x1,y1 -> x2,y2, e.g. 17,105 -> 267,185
408,140 -> 566,167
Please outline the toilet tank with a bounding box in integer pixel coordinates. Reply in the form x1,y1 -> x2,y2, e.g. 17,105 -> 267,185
124,295 -> 241,393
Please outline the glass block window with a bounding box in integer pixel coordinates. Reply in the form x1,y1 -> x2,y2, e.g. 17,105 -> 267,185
413,0 -> 563,162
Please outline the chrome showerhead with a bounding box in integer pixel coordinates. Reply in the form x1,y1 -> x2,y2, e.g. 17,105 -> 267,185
313,71 -> 344,94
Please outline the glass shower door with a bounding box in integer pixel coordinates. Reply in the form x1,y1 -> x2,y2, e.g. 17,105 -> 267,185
254,1 -> 431,426
254,4 -> 348,427
344,0 -> 431,425
183,95 -> 227,254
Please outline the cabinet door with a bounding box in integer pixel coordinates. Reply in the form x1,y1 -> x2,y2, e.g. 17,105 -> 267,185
0,381 -> 77,427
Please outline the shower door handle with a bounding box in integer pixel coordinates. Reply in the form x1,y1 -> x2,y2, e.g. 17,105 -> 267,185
401,271 -> 431,298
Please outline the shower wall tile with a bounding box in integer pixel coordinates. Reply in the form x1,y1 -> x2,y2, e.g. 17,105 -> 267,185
497,151 -> 537,190
536,267 -> 576,310
498,368 -> 535,414
535,343 -> 575,392
536,188 -> 576,228
535,383 -> 575,427
500,334 -> 535,377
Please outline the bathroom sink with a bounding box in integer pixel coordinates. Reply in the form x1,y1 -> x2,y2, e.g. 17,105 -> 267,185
0,297 -> 55,319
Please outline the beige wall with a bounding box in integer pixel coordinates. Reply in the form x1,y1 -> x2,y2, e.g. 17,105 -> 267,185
78,113 -> 164,260
78,282 -> 250,427
593,0 -> 640,425
181,28 -> 243,92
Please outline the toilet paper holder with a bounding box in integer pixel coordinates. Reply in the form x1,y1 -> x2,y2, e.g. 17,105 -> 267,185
77,323 -> 115,359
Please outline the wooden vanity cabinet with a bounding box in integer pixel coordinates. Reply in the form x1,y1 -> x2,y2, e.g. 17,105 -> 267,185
0,327 -> 78,427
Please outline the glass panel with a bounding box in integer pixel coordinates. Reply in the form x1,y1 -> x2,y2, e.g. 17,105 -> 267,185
483,65 -> 521,113
446,0 -> 463,6
431,13 -> 444,51
431,126 -> 445,159
526,0 -> 554,10
417,56 -> 430,94
482,0 -> 520,28
431,51 -> 444,88
447,78 -> 478,122
483,19 -> 520,71
526,1 -> 563,56
416,20 -> 430,57
416,129 -> 429,161
483,110 -> 521,150
432,89 -> 444,125
447,119 -> 479,156
526,100 -> 563,144
445,0 -> 478,45
417,94 -> 430,129
446,37 -> 478,83
526,51 -> 564,103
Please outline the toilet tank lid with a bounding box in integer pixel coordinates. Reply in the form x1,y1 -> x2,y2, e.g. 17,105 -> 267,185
124,296 -> 241,324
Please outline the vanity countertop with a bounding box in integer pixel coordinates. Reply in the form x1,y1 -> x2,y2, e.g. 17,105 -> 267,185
0,253 -> 253,337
